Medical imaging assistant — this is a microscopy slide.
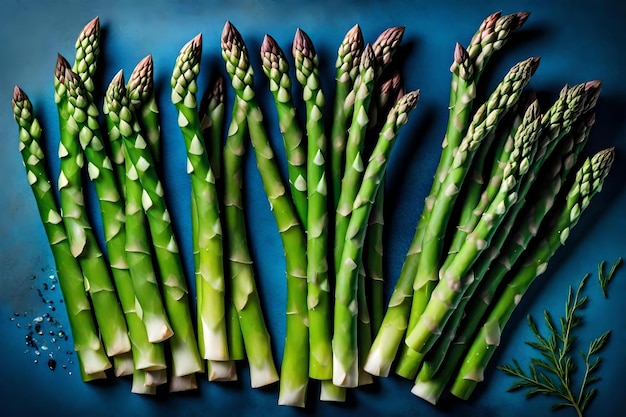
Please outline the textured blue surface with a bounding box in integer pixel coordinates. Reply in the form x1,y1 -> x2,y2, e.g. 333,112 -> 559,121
1,1 -> 625,416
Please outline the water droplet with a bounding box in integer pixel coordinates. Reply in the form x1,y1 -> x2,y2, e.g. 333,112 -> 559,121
41,345 -> 49,351
34,359 -> 38,364
33,316 -> 43,323
48,359 -> 57,371
35,350 -> 41,356
9,317 -> 15,321
51,337 -> 57,343
50,284 -> 56,290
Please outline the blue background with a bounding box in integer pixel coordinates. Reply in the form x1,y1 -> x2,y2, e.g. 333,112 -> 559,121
1,1 -> 625,416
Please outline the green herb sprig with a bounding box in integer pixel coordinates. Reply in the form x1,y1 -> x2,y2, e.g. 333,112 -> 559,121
498,270 -> 614,417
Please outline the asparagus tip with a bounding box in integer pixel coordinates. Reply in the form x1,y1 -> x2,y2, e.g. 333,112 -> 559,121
260,33 -> 279,56
55,54 -> 71,82
293,27 -> 315,56
222,20 -> 239,47
111,69 -> 125,86
453,42 -> 469,64
526,56 -> 541,75
13,85 -> 25,103
513,11 -> 531,30
81,16 -> 100,37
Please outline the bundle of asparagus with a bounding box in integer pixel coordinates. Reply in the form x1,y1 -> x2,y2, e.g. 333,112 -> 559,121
361,11 -> 615,405
11,9 -> 616,410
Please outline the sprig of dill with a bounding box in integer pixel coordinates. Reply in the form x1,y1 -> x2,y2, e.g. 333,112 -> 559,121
498,271 -> 613,417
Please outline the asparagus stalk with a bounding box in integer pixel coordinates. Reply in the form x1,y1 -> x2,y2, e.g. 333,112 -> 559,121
334,44 -> 376,271
221,21 -> 309,407
13,86 -> 111,378
199,75 -> 246,364
292,28 -> 333,382
54,55 -> 131,358
112,72 -> 204,377
127,55 -> 162,164
260,34 -> 308,227
449,148 -> 615,400
223,95 -> 279,387
329,24 -> 363,210
333,90 -> 420,387
171,34 -> 229,363
365,71 -> 403,336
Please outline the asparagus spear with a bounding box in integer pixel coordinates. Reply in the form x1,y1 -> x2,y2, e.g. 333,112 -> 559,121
13,86 -> 111,379
54,55 -> 131,358
292,28 -> 333,382
334,44 -> 376,271
221,21 -> 309,407
329,24 -> 363,210
365,71 -> 403,336
112,71 -> 204,377
223,95 -> 279,387
333,90 -> 420,387
171,34 -> 229,364
260,34 -> 307,227
449,148 -> 615,400
198,75 -> 247,365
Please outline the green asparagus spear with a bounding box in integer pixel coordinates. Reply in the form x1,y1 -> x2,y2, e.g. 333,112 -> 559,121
13,86 -> 111,379
222,21 -> 309,407
292,27 -> 333,382
171,34 -> 229,363
334,44 -> 376,271
329,24 -> 363,210
333,90 -> 420,387
223,95 -> 279,387
55,55 -> 131,358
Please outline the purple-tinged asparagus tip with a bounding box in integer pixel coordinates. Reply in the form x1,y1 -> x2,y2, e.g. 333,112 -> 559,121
55,54 -> 72,82
529,56 -> 541,75
346,23 -> 362,42
13,85 -> 26,103
293,28 -> 315,57
111,69 -> 125,88
373,26 -> 406,47
453,42 -> 469,64
80,16 -> 100,38
261,33 -> 280,56
512,12 -> 531,31
481,11 -> 502,34
222,21 -> 241,49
